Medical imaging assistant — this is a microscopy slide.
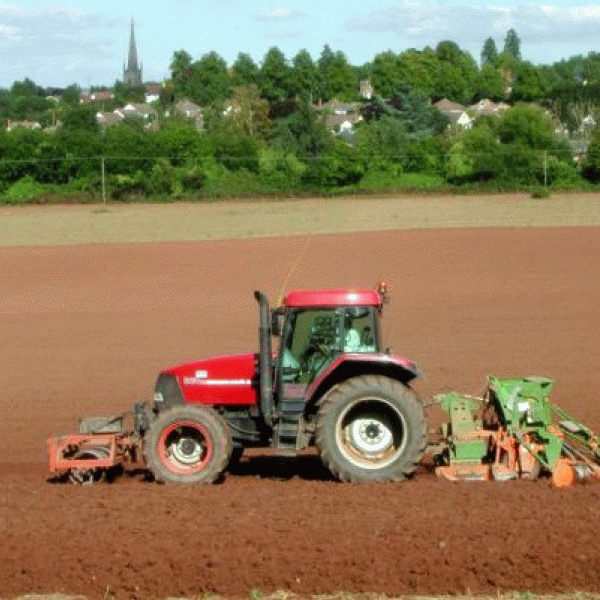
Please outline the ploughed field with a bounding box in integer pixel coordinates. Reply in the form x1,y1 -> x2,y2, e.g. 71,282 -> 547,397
1,226 -> 600,599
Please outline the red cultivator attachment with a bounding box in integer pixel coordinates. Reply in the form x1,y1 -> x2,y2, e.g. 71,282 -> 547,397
48,412 -> 145,484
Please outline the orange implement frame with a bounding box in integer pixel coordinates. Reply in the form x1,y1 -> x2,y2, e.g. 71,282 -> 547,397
47,433 -> 134,473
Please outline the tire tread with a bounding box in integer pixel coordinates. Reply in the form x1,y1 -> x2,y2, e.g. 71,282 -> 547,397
315,375 -> 427,483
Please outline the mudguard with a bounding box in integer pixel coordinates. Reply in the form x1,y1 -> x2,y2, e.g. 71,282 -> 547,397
304,353 -> 421,405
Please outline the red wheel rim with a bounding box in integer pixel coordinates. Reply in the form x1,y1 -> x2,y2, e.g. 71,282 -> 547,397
157,420 -> 213,475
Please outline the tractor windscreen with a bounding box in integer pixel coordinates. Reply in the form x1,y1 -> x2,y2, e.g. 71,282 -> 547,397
279,306 -> 378,384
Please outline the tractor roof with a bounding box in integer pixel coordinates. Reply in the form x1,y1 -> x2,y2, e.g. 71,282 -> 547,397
283,289 -> 382,308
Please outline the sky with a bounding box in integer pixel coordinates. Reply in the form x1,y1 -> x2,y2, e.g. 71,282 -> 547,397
1,0 -> 599,89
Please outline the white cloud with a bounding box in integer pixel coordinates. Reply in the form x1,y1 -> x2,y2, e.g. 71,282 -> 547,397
254,7 -> 308,20
0,23 -> 20,40
0,4 -> 122,87
265,29 -> 302,39
345,2 -> 600,45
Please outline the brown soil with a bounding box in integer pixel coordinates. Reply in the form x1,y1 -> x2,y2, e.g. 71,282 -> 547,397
1,227 -> 600,599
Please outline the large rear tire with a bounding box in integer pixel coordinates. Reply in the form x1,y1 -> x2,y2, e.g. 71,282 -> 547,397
315,375 -> 427,482
145,405 -> 232,484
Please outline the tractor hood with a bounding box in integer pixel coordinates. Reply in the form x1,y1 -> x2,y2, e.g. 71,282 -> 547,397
157,353 -> 259,407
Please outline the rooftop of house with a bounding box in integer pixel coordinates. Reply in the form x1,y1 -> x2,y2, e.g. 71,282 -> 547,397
96,111 -> 124,127
80,90 -> 114,104
435,98 -> 466,112
174,99 -> 201,114
144,83 -> 162,94
316,100 -> 361,114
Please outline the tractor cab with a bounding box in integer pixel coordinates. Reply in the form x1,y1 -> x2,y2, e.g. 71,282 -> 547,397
275,290 -> 382,386
255,288 -> 390,454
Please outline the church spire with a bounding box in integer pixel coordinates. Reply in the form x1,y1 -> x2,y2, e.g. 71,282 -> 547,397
123,17 -> 142,87
127,18 -> 138,71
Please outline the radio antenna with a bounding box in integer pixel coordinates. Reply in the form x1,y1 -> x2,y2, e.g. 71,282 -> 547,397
278,236 -> 312,303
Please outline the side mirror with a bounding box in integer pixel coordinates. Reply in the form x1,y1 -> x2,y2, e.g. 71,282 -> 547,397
271,311 -> 283,336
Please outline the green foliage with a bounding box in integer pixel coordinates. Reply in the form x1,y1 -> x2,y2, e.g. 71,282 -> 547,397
148,158 -> 205,197
401,136 -> 447,174
481,37 -> 498,67
318,47 -> 358,102
54,128 -> 102,179
3,78 -> 52,121
61,84 -> 81,106
474,65 -> 505,101
259,47 -> 292,104
184,52 -> 231,106
389,84 -> 450,135
112,80 -> 127,106
582,127 -> 600,182
202,167 -> 262,195
497,103 -> 555,149
0,128 -> 47,183
61,105 -> 100,133
270,103 -> 331,158
11,78 -> 38,97
3,175 -> 46,203
150,123 -> 214,164
124,85 -> 146,103
444,140 -> 475,179
355,117 -> 407,170
433,41 -> 478,104
511,62 -> 549,102
258,146 -> 305,188
304,138 -> 364,187
531,186 -> 551,198
370,51 -> 400,100
3,36 -> 600,201
291,49 -> 318,103
358,162 -> 403,189
544,154 -> 579,185
231,53 -> 258,86
448,115 -> 575,186
170,50 -> 193,83
397,172 -> 445,187
102,122 -> 151,175
109,170 -> 148,200
228,85 -> 270,137
503,28 -> 522,62
210,121 -> 261,172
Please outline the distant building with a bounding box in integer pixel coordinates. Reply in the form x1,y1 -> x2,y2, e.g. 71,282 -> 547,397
6,119 -> 41,132
144,83 -> 162,103
315,99 -> 363,133
360,79 -> 373,100
95,102 -> 159,131
434,98 -> 473,129
123,18 -> 142,87
469,99 -> 510,118
80,90 -> 114,104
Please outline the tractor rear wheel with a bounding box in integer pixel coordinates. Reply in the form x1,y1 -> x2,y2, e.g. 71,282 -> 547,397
315,375 -> 427,482
145,405 -> 232,484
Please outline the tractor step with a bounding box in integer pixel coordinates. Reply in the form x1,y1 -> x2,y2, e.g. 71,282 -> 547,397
273,396 -> 305,455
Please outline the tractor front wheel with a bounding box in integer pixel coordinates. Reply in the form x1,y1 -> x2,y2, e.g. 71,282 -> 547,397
145,405 -> 232,484
315,375 -> 427,482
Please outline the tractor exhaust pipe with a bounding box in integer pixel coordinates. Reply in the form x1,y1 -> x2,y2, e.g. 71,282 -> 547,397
254,291 -> 274,426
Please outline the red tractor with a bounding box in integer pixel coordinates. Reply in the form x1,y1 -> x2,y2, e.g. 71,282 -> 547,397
49,284 -> 427,484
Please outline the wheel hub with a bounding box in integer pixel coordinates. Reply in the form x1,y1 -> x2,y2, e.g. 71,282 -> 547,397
335,396 -> 408,470
170,435 -> 204,465
348,417 -> 394,455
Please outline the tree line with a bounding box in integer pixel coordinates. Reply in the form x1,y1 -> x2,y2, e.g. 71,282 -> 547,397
1,28 -> 600,202
3,96 -> 600,203
3,29 -> 600,123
